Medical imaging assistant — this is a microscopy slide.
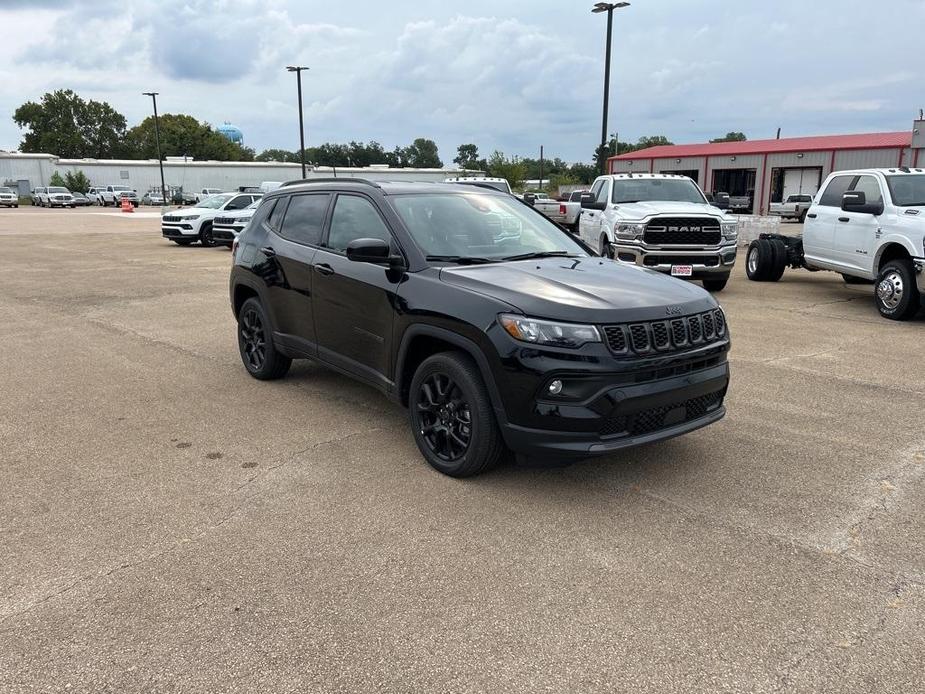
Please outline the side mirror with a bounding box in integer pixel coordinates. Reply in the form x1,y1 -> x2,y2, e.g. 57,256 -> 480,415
580,193 -> 606,211
346,237 -> 399,266
842,191 -> 883,215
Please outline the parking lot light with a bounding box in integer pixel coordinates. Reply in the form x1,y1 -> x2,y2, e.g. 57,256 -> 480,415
142,92 -> 167,208
286,66 -> 310,179
592,2 -> 631,174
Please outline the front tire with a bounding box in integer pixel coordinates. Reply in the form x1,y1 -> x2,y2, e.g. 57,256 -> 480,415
200,222 -> 215,247
702,276 -> 729,292
172,239 -> 194,246
409,352 -> 506,478
875,260 -> 920,321
237,297 -> 291,379
599,233 -> 614,259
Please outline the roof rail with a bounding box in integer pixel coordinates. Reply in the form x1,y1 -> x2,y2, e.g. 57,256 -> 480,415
280,177 -> 381,188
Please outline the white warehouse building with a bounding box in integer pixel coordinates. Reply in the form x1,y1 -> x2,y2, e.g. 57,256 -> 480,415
0,152 -> 474,197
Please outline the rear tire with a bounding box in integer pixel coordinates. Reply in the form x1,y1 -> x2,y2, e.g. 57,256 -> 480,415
200,222 -> 215,247
702,277 -> 729,292
237,297 -> 291,379
409,352 -> 506,478
875,260 -> 920,321
746,239 -> 772,281
767,239 -> 787,282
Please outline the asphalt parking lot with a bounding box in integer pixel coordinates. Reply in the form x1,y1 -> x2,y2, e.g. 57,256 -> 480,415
1,207 -> 923,693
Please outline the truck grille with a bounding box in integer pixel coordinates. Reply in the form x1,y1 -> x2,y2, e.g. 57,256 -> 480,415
602,309 -> 727,357
643,255 -> 719,267
599,389 -> 724,438
644,217 -> 721,245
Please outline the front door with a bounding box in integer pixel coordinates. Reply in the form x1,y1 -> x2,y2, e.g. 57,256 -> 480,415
834,174 -> 882,274
804,174 -> 854,270
312,193 -> 401,389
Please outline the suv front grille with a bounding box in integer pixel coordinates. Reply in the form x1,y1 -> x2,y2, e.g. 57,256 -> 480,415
644,217 -> 721,245
599,389 -> 724,438
603,309 -> 727,357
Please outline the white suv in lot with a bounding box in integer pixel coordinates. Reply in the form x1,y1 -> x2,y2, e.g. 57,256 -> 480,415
746,167 -> 925,320
36,186 -> 75,208
161,192 -> 262,246
211,199 -> 262,247
578,174 -> 737,292
0,186 -> 18,208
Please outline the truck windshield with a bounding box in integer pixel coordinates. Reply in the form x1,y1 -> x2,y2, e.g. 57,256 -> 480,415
612,178 -> 706,204
886,175 -> 925,206
0,187 -> 14,193
391,193 -> 588,261
48,187 -> 69,193
194,194 -> 234,209
111,186 -> 130,192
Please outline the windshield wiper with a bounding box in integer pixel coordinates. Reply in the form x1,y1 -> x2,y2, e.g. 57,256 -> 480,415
501,251 -> 581,261
426,255 -> 498,265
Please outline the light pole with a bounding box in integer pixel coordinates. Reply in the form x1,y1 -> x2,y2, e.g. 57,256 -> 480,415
592,2 -> 630,174
142,92 -> 167,205
286,66 -> 309,179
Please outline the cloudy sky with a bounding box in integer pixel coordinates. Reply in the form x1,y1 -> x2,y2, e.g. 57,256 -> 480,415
1,0 -> 921,163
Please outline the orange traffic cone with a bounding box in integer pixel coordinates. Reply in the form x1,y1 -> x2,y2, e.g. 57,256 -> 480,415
121,197 -> 133,213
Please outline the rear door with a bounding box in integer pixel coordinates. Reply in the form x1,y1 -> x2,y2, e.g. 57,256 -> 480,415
311,193 -> 401,389
804,174 -> 854,269
262,193 -> 331,352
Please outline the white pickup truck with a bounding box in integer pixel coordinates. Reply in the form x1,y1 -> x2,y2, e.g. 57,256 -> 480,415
531,191 -> 586,233
746,167 -> 925,320
95,185 -> 139,207
578,173 -> 738,292
769,194 -> 814,223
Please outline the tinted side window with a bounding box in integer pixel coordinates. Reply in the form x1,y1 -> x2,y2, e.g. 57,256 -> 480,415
850,175 -> 883,203
325,195 -> 391,253
589,179 -> 604,200
595,180 -> 610,204
278,194 -> 330,246
266,197 -> 287,231
225,195 -> 250,211
818,176 -> 855,207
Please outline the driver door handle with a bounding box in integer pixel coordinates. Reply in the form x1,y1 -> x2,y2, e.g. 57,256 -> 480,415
838,217 -> 850,223
807,213 -> 817,219
315,263 -> 335,276
260,246 -> 276,257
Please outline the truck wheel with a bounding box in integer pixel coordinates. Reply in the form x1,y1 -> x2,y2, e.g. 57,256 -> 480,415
875,260 -> 920,321
237,297 -> 291,380
702,277 -> 729,292
746,239 -> 772,281
409,351 -> 506,478
767,239 -> 787,282
599,233 -> 614,259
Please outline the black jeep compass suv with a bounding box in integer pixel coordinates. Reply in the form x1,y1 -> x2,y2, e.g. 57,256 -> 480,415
230,179 -> 730,477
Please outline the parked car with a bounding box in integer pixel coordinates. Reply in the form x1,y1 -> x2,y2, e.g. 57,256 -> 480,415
728,193 -> 753,213
141,190 -> 165,206
86,187 -> 103,205
578,173 -> 737,292
229,179 -> 730,477
71,192 -> 92,207
769,194 -> 814,223
705,192 -> 730,210
211,199 -> 261,247
745,167 -> 925,320
532,192 -> 584,233
443,176 -> 513,195
195,187 -> 224,203
37,186 -> 75,208
97,185 -> 139,207
0,186 -> 18,208
31,188 -> 42,205
161,192 -> 262,246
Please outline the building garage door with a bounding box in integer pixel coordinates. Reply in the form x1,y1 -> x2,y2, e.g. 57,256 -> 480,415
781,168 -> 821,200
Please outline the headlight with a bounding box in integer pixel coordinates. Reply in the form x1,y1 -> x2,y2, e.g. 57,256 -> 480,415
721,221 -> 737,240
179,214 -> 200,221
614,222 -> 645,240
499,314 -> 601,348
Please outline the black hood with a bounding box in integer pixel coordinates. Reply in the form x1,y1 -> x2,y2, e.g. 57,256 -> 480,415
439,257 -> 717,323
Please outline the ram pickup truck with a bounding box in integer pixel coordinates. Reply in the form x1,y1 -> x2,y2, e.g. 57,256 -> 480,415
195,187 -> 224,203
769,194 -> 814,223
746,167 -> 925,320
532,192 -> 585,232
36,186 -> 75,208
98,185 -> 139,207
0,186 -> 19,208
578,174 -> 737,292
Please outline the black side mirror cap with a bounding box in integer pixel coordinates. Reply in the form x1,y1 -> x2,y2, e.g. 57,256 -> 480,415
842,191 -> 883,215
346,237 -> 403,268
579,193 -> 606,211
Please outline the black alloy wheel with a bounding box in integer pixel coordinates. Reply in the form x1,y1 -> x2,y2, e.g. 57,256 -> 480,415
415,372 -> 472,463
239,306 -> 266,372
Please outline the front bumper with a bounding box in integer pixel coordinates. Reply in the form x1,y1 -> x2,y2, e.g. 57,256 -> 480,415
162,223 -> 198,238
212,225 -> 245,243
500,360 -> 729,459
48,199 -> 74,207
613,241 -> 737,277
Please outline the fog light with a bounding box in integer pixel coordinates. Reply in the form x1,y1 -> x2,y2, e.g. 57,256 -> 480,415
548,380 -> 563,395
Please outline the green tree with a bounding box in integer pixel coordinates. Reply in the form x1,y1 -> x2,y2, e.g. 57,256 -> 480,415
485,151 -> 526,189
397,138 -> 442,168
710,131 -> 747,143
256,148 -> 299,162
454,144 -> 480,170
635,135 -> 674,150
49,171 -> 67,187
125,114 -> 253,161
13,89 -> 128,158
568,162 -> 598,184
64,170 -> 91,193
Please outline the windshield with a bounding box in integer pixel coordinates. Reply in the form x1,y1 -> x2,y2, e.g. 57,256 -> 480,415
886,175 -> 925,207
612,178 -> 707,204
391,193 -> 588,262
194,193 -> 234,209
48,187 -> 69,193
0,187 -> 12,193
111,185 -> 130,192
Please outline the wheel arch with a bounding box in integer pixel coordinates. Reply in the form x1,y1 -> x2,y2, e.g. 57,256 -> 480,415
875,241 -> 914,273
394,325 -> 506,420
